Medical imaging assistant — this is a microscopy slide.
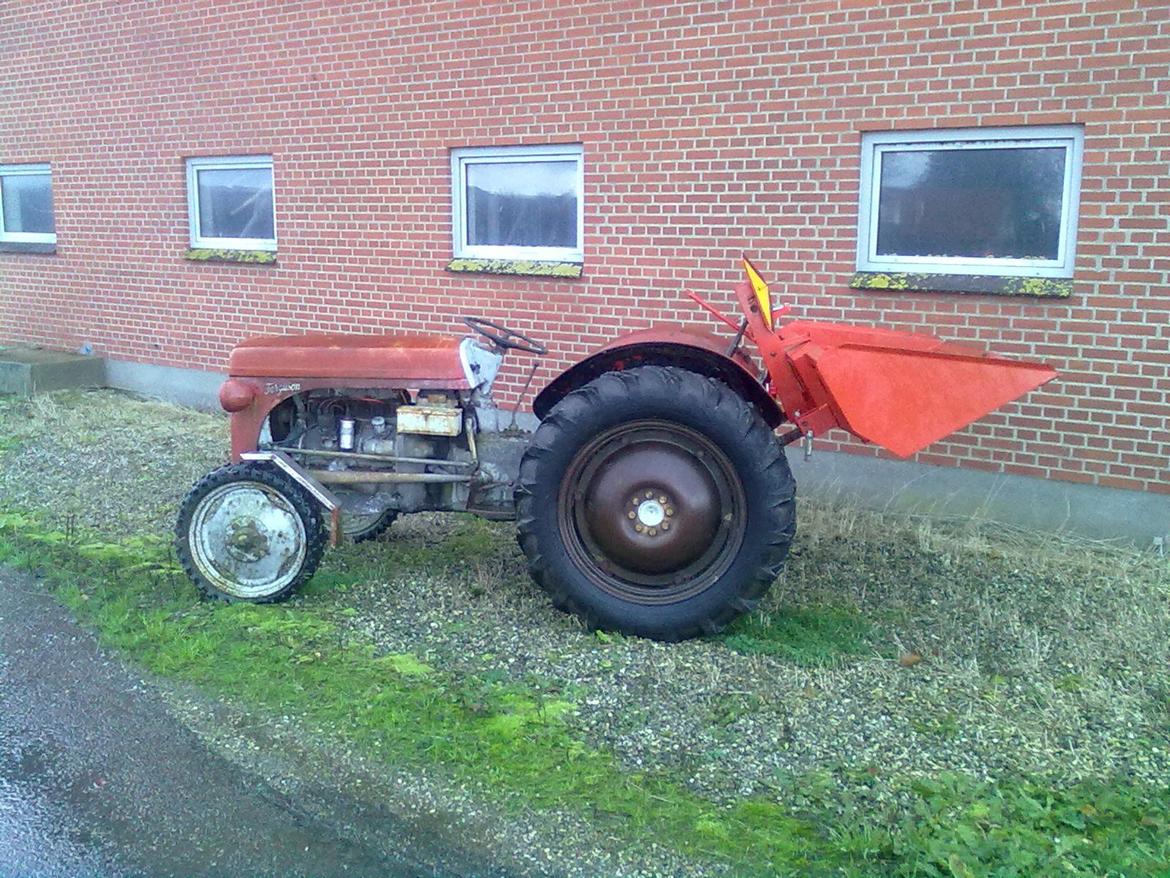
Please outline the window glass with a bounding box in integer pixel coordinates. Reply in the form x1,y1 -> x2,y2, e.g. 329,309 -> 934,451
196,166 -> 274,241
465,160 -> 578,249
856,126 -> 1083,279
451,145 -> 583,261
0,171 -> 55,236
876,147 -> 1066,261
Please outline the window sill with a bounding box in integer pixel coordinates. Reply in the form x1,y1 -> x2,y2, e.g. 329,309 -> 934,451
446,258 -> 582,279
849,271 -> 1072,298
0,241 -> 56,255
185,248 -> 277,265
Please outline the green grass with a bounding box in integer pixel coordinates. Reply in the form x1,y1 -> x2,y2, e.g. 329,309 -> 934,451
0,512 -> 837,874
2,511 -> 1168,877
716,604 -> 874,666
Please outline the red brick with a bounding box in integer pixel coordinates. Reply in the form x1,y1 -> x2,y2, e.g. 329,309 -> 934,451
0,0 -> 1164,492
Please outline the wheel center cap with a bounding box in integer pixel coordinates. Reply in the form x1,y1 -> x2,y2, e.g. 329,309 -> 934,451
636,499 -> 665,528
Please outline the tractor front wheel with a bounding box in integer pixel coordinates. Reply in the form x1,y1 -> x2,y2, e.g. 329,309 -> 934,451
176,462 -> 327,603
516,366 -> 796,641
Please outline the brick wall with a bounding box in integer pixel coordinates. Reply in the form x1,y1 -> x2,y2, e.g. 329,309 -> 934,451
1,0 -> 1167,493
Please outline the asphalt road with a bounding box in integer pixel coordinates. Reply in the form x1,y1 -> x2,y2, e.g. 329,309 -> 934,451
0,567 -> 432,878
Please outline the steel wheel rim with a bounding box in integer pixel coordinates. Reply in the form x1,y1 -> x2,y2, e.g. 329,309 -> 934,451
558,420 -> 746,605
189,481 -> 308,598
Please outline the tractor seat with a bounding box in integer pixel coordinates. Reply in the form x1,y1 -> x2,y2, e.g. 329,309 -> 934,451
228,333 -> 469,384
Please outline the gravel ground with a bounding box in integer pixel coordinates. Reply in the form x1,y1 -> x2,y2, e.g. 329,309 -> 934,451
340,520 -> 1170,803
2,389 -> 1169,872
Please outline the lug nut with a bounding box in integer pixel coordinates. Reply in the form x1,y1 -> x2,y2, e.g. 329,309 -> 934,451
627,511 -> 636,520
665,507 -> 674,517
662,521 -> 671,531
659,495 -> 668,505
635,523 -> 645,533
645,490 -> 654,499
631,496 -> 640,507
647,528 -> 657,536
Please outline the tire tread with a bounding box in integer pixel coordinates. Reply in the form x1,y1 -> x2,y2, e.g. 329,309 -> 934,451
515,365 -> 796,640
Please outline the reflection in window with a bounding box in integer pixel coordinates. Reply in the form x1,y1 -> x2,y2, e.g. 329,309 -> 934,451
186,156 -> 276,251
876,148 -> 1065,260
466,161 -> 577,249
196,167 -> 275,242
857,127 -> 1082,279
452,145 -> 583,262
0,164 -> 56,243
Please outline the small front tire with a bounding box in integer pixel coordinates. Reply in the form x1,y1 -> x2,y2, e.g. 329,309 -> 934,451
175,462 -> 327,603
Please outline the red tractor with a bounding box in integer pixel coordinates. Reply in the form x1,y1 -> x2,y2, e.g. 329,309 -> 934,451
177,260 -> 1055,641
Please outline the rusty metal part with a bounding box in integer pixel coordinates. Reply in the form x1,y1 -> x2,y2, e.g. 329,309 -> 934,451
397,402 -> 462,436
557,419 -> 746,604
240,450 -> 342,545
284,447 -> 473,468
308,470 -> 471,485
462,316 -> 548,355
778,427 -> 804,445
224,376 -> 465,463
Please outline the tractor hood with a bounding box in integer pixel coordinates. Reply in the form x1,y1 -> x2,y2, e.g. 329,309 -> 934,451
228,333 -> 472,386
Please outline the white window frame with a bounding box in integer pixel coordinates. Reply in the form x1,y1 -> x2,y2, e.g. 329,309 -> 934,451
856,126 -> 1084,278
450,144 -> 584,262
186,155 -> 277,251
0,163 -> 56,244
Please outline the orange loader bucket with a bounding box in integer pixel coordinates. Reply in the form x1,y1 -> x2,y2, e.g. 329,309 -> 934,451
779,322 -> 1057,459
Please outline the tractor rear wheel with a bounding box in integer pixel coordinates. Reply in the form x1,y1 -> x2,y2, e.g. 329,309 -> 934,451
176,462 -> 327,603
341,509 -> 397,543
516,366 -> 795,641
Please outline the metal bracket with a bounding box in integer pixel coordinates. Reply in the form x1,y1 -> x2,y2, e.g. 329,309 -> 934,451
241,450 -> 342,545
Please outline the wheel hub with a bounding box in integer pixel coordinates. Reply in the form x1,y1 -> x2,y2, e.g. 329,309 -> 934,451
225,516 -> 271,562
634,496 -> 668,530
561,420 -> 745,602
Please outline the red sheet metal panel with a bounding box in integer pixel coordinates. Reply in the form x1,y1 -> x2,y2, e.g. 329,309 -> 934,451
229,333 -> 468,385
806,343 -> 1057,458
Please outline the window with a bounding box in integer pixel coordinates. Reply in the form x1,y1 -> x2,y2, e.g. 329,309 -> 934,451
186,156 -> 276,251
451,144 -> 583,262
856,126 -> 1083,278
0,164 -> 56,244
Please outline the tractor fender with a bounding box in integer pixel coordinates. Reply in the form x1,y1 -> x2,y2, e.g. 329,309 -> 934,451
532,326 -> 784,427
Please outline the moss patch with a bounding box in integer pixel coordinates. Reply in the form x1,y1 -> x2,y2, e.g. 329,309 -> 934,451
446,258 -> 582,279
850,272 -> 1072,298
185,248 -> 277,265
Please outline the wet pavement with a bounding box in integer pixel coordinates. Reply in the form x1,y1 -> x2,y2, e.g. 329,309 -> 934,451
0,568 -> 430,878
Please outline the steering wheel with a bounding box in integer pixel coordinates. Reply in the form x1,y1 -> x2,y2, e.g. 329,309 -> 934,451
463,317 -> 548,355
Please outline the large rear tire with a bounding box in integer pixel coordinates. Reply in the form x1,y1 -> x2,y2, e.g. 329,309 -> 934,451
515,366 -> 795,641
175,462 -> 327,603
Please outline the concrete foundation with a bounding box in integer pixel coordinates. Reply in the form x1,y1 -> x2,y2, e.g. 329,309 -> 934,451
96,357 -> 1166,547
103,359 -> 226,412
0,347 -> 106,396
784,446 -> 1166,548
